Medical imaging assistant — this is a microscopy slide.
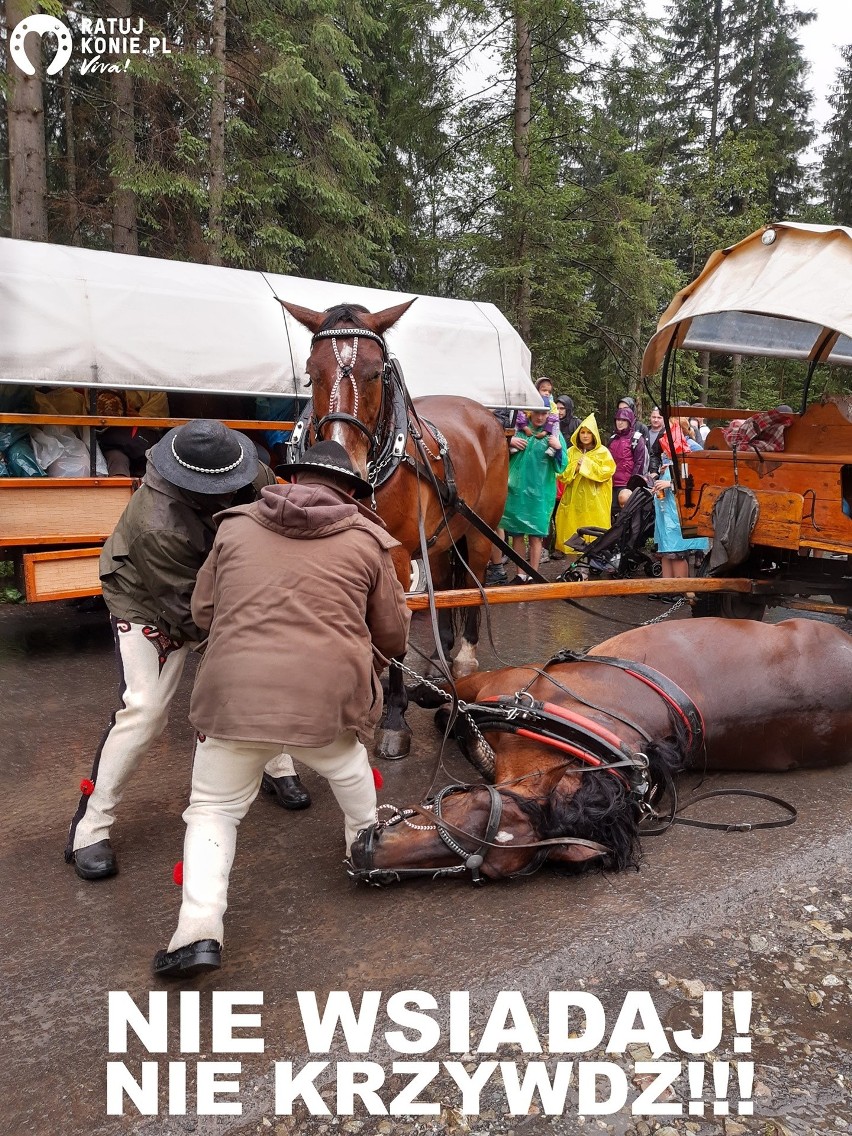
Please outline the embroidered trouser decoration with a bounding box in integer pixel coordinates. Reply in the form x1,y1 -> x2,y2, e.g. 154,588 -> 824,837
67,620 -> 189,856
168,731 -> 375,950
66,620 -> 304,859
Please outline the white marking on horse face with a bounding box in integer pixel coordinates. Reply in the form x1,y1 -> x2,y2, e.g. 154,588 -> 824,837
338,342 -> 353,366
496,830 -> 514,843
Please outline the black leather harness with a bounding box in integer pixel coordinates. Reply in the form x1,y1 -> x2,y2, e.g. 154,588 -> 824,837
347,650 -> 796,886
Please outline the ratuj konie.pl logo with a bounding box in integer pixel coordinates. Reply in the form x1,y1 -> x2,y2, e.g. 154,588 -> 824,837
9,13 -> 171,77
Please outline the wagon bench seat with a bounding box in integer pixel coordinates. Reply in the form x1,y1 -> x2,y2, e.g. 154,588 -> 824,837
678,449 -> 852,554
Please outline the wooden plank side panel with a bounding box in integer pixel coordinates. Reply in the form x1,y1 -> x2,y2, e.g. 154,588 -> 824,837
679,485 -> 805,549
23,548 -> 102,602
680,450 -> 852,549
0,483 -> 133,544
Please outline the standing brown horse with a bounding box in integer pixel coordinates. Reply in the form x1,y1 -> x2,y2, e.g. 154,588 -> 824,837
347,617 -> 852,882
280,299 -> 509,760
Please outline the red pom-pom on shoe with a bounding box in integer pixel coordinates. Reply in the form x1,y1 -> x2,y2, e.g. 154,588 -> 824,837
172,861 -> 183,886
372,767 -> 384,790
80,778 -> 95,796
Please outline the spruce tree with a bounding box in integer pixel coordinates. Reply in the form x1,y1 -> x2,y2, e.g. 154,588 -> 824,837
822,43 -> 852,225
724,0 -> 814,217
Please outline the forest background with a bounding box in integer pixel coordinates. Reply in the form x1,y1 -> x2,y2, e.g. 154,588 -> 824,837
2,0 -> 852,420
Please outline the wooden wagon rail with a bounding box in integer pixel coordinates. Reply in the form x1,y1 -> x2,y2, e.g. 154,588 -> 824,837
0,413 -> 296,432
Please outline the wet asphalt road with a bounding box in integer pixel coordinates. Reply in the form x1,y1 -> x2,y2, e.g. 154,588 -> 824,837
1,587 -> 851,1136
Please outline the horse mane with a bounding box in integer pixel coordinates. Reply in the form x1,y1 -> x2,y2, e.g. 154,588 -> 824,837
319,304 -> 370,332
513,722 -> 689,873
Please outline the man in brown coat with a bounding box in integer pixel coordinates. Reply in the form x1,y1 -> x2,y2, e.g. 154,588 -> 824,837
154,440 -> 411,978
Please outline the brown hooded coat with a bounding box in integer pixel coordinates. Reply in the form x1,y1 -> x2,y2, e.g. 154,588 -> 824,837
188,481 -> 411,747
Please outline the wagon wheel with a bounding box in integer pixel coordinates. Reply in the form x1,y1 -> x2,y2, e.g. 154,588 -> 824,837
692,555 -> 767,621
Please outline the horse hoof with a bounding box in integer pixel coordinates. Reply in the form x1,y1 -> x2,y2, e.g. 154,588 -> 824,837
375,729 -> 412,761
452,659 -> 480,679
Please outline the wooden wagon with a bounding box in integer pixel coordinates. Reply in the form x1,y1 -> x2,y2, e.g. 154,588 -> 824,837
642,222 -> 852,619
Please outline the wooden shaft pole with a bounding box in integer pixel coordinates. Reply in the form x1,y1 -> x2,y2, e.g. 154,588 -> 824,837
405,577 -> 755,610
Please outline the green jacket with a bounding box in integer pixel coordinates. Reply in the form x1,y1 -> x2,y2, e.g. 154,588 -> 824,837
99,462 -> 273,643
99,466 -> 219,642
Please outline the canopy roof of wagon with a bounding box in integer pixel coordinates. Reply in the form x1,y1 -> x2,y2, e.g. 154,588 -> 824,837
0,238 -> 537,407
642,222 -> 852,377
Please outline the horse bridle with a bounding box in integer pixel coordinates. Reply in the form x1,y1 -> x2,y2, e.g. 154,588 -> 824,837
306,326 -> 395,464
347,778 -> 612,887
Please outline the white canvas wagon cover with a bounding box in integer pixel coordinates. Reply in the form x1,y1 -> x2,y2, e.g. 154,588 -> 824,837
0,238 -> 537,406
642,222 -> 852,376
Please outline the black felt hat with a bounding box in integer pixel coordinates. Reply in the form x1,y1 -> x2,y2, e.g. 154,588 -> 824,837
276,440 -> 373,499
149,420 -> 258,494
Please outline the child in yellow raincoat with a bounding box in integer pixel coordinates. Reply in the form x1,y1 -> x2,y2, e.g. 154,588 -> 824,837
554,414 -> 616,556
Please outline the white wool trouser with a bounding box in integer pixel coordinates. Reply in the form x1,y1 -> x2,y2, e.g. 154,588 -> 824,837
168,731 -> 375,950
71,620 -> 297,853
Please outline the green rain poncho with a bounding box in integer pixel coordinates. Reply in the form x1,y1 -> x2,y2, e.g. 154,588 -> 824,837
500,425 -> 567,536
554,414 -> 616,550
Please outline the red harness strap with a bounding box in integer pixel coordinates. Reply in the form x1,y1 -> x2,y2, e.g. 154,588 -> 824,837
609,668 -> 704,754
513,729 -> 632,789
477,695 -> 635,789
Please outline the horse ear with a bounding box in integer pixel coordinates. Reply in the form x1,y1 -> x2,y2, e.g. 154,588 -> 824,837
278,300 -> 327,335
363,298 -> 417,338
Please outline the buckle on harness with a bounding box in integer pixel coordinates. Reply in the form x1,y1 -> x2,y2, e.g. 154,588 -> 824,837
392,431 -> 406,457
288,420 -> 305,460
725,822 -> 753,833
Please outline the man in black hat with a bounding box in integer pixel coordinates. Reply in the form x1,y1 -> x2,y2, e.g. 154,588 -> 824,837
153,440 -> 410,977
66,420 -> 310,882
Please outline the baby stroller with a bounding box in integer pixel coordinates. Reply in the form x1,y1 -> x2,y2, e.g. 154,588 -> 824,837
558,481 -> 660,580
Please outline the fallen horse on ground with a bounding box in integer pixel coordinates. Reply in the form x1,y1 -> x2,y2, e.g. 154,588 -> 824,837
347,618 -> 852,884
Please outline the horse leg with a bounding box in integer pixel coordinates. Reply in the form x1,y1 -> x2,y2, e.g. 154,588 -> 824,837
424,607 -> 455,682
375,653 -> 412,761
419,552 -> 455,683
452,530 -> 492,679
453,607 -> 481,679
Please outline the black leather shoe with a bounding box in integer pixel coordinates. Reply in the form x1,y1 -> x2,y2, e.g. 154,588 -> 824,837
153,939 -> 221,979
73,839 -> 117,881
261,773 -> 311,810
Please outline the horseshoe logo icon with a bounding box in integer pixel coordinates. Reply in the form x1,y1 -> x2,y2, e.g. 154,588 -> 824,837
10,15 -> 73,77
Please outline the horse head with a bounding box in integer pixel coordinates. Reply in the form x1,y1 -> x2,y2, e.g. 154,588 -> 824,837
353,658 -> 691,886
346,763 -> 609,886
280,298 -> 416,477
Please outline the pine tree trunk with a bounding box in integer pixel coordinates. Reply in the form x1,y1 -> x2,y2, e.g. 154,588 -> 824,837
709,0 -> 722,151
700,351 -> 710,404
111,0 -> 138,253
513,6 -> 532,343
746,0 -> 765,129
630,309 -> 642,406
62,69 -> 81,245
7,0 -> 48,241
208,0 -> 227,266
